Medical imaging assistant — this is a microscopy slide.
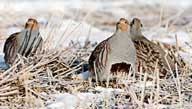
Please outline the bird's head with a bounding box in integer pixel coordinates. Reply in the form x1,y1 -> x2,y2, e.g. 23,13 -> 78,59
130,18 -> 143,37
116,18 -> 129,32
25,18 -> 39,30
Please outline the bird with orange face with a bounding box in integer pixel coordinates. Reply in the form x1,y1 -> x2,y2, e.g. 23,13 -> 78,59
3,18 -> 43,66
88,18 -> 136,82
129,18 -> 181,77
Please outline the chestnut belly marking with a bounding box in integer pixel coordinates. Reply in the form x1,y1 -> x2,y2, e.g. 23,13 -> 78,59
110,62 -> 131,74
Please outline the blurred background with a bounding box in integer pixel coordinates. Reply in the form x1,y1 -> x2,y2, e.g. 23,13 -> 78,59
0,0 -> 192,61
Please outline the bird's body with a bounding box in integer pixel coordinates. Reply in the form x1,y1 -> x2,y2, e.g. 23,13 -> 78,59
89,18 -> 136,81
3,18 -> 43,65
130,18 -> 176,77
134,38 -> 174,77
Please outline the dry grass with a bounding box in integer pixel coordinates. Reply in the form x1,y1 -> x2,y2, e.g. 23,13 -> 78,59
0,47 -> 87,107
0,42 -> 191,108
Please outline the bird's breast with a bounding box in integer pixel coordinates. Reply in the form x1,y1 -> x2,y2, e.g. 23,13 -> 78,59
108,34 -> 136,63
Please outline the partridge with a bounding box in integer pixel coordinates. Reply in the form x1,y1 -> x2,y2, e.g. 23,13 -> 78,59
88,18 -> 136,81
3,18 -> 43,65
129,18 -> 176,77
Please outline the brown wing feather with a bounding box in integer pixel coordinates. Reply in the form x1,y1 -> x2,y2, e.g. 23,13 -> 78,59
3,32 -> 20,65
134,38 -> 175,77
88,39 -> 108,72
155,41 -> 186,71
88,34 -> 113,77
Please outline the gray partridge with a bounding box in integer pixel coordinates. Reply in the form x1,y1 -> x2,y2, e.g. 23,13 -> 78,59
88,18 -> 136,81
3,18 -> 43,65
129,18 -> 176,77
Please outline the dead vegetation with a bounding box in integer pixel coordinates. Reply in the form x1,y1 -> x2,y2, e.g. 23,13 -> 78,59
0,41 -> 191,108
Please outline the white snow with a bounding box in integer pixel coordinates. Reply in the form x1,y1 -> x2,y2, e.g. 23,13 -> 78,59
75,71 -> 90,80
47,93 -> 80,109
47,86 -> 124,109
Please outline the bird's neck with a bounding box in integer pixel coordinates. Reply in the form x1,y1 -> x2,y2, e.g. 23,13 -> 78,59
25,28 -> 39,32
130,29 -> 145,40
116,29 -> 128,34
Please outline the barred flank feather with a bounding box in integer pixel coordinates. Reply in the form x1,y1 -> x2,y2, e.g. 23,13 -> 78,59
18,30 -> 42,57
89,39 -> 110,79
3,33 -> 20,65
3,18 -> 43,65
